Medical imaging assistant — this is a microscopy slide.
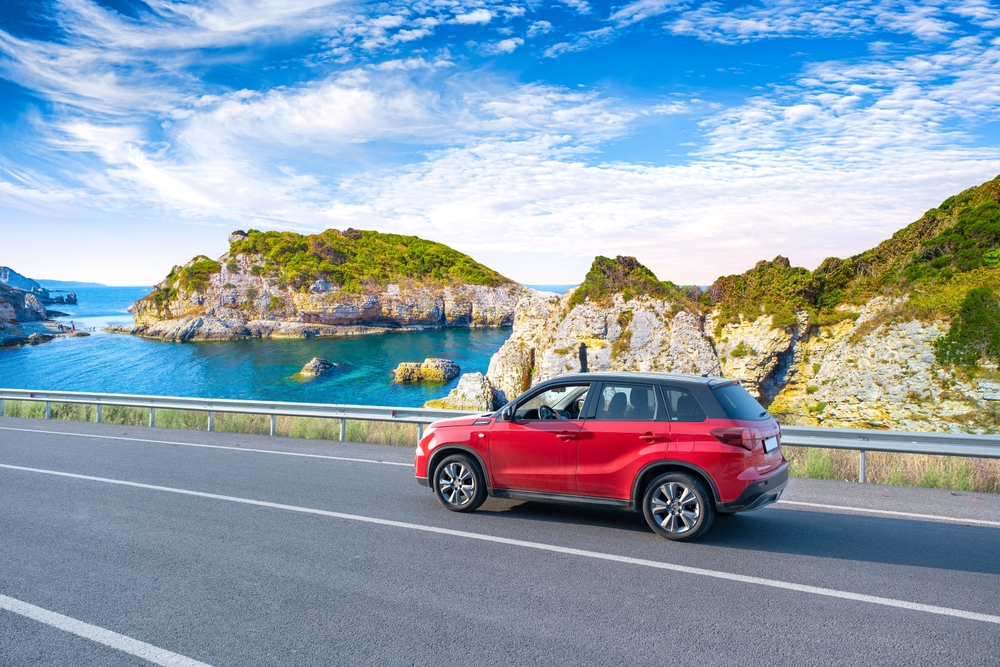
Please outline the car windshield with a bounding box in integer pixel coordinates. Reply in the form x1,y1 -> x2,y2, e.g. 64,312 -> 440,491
712,383 -> 770,421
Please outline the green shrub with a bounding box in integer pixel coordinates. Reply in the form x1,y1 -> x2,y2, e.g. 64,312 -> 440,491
568,256 -> 691,309
905,200 -> 1000,278
176,257 -> 221,293
268,296 -> 285,310
806,385 -> 819,394
730,342 -> 751,357
935,287 -> 1000,366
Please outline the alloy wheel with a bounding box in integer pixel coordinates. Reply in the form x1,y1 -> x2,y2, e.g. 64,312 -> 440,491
650,481 -> 701,534
438,461 -> 475,507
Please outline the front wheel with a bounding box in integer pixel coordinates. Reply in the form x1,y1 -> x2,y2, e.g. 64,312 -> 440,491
642,472 -> 715,542
433,454 -> 487,513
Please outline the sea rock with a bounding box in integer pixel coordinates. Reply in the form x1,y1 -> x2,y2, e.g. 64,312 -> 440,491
298,357 -> 339,378
65,292 -> 78,304
424,373 -> 494,411
393,358 -> 461,383
27,333 -> 55,345
64,331 -> 90,338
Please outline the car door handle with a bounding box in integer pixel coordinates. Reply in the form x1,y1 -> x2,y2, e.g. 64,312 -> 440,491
556,432 -> 577,441
639,432 -> 661,443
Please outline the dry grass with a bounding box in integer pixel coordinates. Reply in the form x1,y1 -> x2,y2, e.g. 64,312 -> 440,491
783,446 -> 1000,493
0,400 -> 418,447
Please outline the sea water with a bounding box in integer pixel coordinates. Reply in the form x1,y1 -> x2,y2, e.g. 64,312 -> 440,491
0,286 -> 513,406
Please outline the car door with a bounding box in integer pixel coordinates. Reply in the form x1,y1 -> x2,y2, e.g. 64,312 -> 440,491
576,382 -> 668,498
488,383 -> 590,494
660,385 -> 708,455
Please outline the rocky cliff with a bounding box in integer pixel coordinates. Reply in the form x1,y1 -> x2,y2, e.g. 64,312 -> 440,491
116,228 -> 525,342
0,283 -> 49,347
463,175 -> 1000,433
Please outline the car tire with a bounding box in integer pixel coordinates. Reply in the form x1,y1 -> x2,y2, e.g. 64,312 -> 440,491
433,454 -> 487,513
642,472 -> 715,542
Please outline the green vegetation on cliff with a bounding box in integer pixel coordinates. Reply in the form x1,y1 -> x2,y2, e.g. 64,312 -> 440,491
934,287 -> 1000,366
228,228 -> 510,292
568,255 -> 693,309
706,256 -> 810,328
707,174 -> 1000,332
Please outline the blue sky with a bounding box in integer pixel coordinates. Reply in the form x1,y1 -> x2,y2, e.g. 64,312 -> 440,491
1,0 -> 999,286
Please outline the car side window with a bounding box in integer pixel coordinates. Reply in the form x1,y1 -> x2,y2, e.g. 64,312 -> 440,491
514,384 -> 590,421
661,386 -> 707,422
593,384 -> 659,421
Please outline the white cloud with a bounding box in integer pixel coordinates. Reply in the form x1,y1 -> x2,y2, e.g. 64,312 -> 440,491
558,0 -> 593,14
483,37 -> 525,54
454,9 -> 494,24
609,0 -> 685,26
527,20 -> 553,37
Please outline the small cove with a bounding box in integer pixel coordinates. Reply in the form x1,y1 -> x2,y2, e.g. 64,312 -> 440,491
0,286 -> 512,406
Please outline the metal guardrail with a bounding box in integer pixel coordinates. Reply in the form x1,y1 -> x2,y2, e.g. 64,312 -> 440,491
0,389 -> 478,442
1,389 -> 998,484
781,425 -> 1000,483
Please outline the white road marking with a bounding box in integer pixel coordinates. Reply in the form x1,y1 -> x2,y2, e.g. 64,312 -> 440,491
776,500 -> 1000,528
0,426 -> 412,467
4,426 -> 996,529
0,593 -> 213,667
3,463 -> 999,627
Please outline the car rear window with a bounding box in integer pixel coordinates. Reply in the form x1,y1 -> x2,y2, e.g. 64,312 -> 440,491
712,383 -> 770,421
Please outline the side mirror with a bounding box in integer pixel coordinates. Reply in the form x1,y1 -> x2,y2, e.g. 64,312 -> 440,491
501,406 -> 514,422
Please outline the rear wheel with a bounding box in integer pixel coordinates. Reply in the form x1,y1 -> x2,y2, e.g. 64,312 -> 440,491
642,472 -> 714,542
433,454 -> 487,513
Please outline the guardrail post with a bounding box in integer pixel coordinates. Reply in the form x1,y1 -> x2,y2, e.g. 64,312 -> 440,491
149,408 -> 155,428
0,399 -> 4,417
270,414 -> 276,437
207,411 -> 214,432
96,404 -> 102,423
339,418 -> 346,442
45,402 -> 51,420
417,423 -> 424,443
859,450 -> 867,484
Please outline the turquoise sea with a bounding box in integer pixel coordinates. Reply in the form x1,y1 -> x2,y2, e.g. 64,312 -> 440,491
0,285 -> 514,407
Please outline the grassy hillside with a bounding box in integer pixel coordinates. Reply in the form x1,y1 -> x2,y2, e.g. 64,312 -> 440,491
707,175 -> 1000,336
568,255 -> 695,310
160,228 -> 512,296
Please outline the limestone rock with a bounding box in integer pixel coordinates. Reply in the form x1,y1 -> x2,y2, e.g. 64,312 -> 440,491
393,358 -> 460,383
424,373 -> 494,411
979,380 -> 1000,401
297,357 -> 339,378
485,288 -> 717,404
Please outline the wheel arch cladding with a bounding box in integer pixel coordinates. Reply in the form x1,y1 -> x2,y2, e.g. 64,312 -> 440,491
632,461 -> 719,507
427,445 -> 490,487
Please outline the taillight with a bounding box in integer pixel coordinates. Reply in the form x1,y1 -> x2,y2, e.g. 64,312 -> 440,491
711,427 -> 756,451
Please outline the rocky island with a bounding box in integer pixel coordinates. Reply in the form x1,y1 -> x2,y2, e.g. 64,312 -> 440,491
111,228 -> 525,342
433,175 -> 1000,434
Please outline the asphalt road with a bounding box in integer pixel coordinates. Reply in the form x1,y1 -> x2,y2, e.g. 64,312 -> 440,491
2,417 -> 999,666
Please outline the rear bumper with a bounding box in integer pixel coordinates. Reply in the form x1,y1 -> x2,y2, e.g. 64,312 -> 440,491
717,465 -> 788,513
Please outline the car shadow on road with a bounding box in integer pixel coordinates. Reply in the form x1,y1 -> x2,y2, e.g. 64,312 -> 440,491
479,499 -> 651,534
701,509 -> 1000,575
478,499 -> 1000,576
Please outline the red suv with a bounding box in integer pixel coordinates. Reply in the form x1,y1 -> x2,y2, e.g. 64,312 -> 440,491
415,372 -> 788,541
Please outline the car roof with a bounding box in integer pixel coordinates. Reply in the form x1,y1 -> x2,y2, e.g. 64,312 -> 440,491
540,371 -> 736,387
